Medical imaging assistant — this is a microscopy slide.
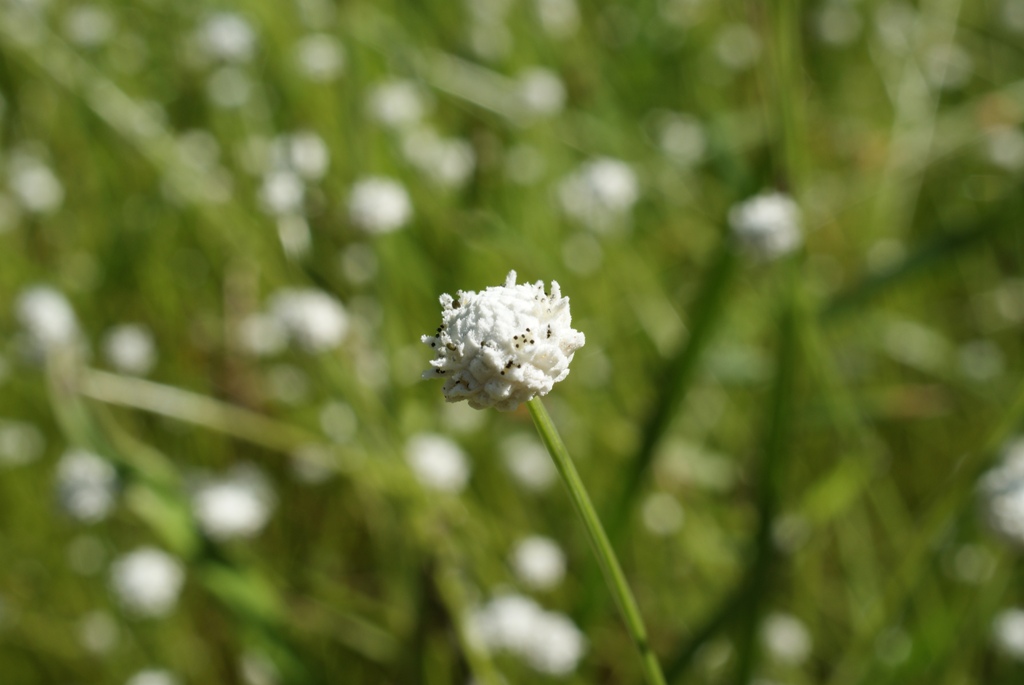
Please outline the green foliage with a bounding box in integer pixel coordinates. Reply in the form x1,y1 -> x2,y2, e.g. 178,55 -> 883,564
1,0 -> 1024,683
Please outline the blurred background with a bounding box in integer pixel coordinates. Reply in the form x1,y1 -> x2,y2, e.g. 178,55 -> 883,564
1,0 -> 1024,683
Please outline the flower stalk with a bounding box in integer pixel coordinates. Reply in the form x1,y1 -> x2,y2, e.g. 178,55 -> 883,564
526,396 -> 666,685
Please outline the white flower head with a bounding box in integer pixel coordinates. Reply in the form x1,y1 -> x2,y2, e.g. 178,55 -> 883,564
422,271 -> 585,411
191,464 -> 275,541
404,432 -> 470,493
16,285 -> 79,350
979,438 -> 1024,547
728,191 -> 803,260
103,323 -> 157,375
510,535 -> 566,590
55,448 -> 118,523
993,607 -> 1024,660
347,176 -> 412,234
761,612 -> 812,665
110,546 -> 185,618
268,288 -> 349,353
468,593 -> 587,676
558,157 -> 639,232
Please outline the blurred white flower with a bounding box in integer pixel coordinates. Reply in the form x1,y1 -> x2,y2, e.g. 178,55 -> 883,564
103,323 -> 156,375
405,433 -> 470,493
236,313 -> 288,357
197,12 -> 257,64
923,43 -> 972,91
293,33 -> 345,82
422,271 -> 586,411
16,285 -> 79,350
984,126 -> 1024,172
641,492 -> 685,536
656,113 -> 707,169
517,67 -> 566,118
0,419 -> 45,467
207,66 -> 252,108
367,80 -> 431,130
715,23 -> 762,71
192,464 -> 275,541
7,151 -> 64,214
815,2 -> 862,47
55,448 -> 118,523
126,669 -> 180,685
78,610 -> 120,654
728,191 -> 802,259
259,169 -> 305,216
268,288 -> 349,353
510,535 -> 566,590
282,130 -> 330,181
1004,0 -> 1024,33
110,546 -> 185,618
980,438 -> 1024,547
761,612 -> 812,665
501,432 -> 557,491
558,157 -> 639,232
320,401 -> 358,444
63,4 -> 116,48
240,650 -> 280,685
993,608 -> 1024,660
534,0 -> 580,38
401,129 -> 475,189
469,594 -> 586,676
339,243 -> 378,285
348,176 -> 412,233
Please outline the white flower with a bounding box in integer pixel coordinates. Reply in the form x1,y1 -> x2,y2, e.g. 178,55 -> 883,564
422,270 -> 585,411
993,608 -> 1024,660
55,448 -> 118,523
534,0 -> 580,39
0,419 -> 45,467
268,288 -> 349,352
62,4 -> 116,48
347,176 -> 412,234
517,67 -> 566,118
236,313 -> 288,357
293,33 -> 345,82
103,323 -> 157,375
401,128 -> 475,189
761,612 -> 812,665
110,546 -> 185,618
980,438 -> 1024,546
501,432 -> 556,491
641,492 -> 685,536
126,669 -> 180,685
510,535 -> 566,590
259,169 -> 305,216
197,12 -> 257,64
78,610 -> 120,654
469,593 -> 587,676
728,191 -> 803,259
558,157 -> 639,232
16,285 -> 79,350
192,464 -> 275,541
367,80 -> 430,129
7,152 -> 64,214
404,433 -> 470,493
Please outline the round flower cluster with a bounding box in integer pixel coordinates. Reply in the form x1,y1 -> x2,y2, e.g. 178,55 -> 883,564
728,191 -> 802,259
421,271 -> 585,411
979,437 -> 1024,547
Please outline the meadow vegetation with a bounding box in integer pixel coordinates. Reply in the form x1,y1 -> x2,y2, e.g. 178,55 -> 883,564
2,0 -> 1024,683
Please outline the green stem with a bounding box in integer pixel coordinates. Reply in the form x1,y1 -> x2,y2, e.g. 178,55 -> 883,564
527,397 -> 666,685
